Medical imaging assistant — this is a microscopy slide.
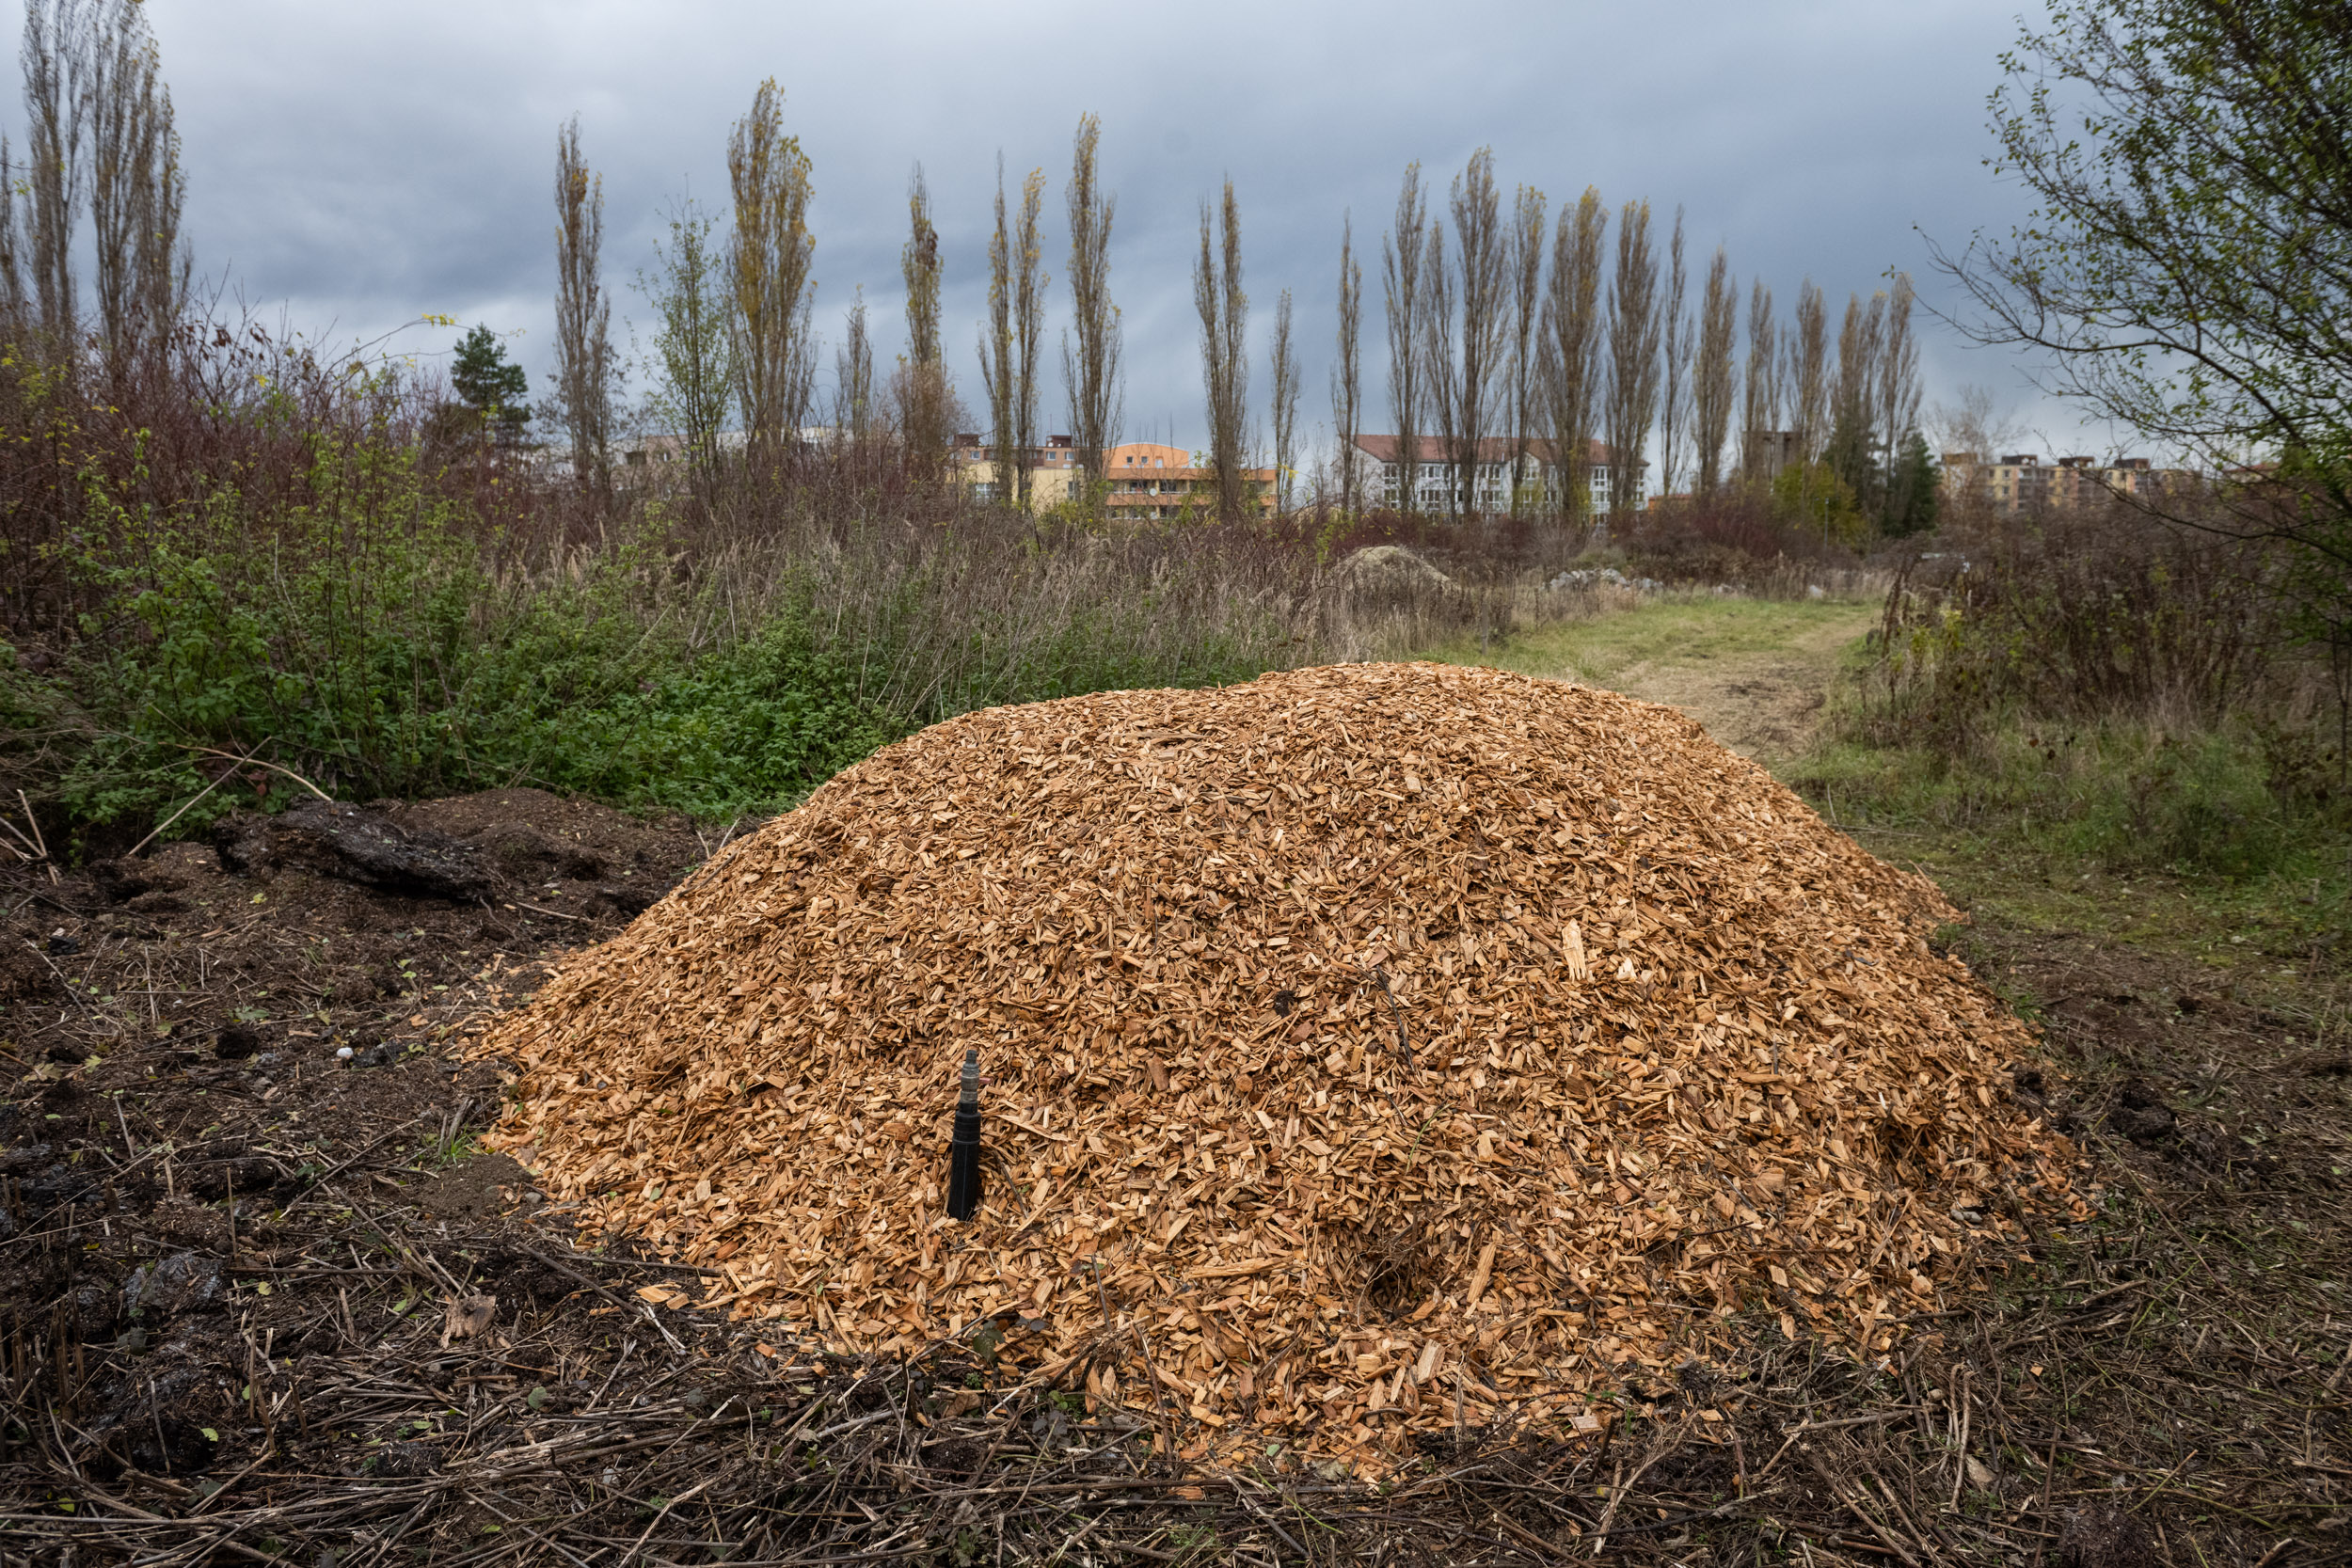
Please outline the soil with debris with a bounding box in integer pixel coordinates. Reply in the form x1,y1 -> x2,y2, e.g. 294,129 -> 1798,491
1,774 -> 2342,1564
482,663 -> 2082,1474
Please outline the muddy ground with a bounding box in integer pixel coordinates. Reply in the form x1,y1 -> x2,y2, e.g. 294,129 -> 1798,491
1,781 -> 2346,1565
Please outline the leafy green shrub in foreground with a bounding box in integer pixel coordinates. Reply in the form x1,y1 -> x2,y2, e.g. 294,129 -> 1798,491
0,436 -> 904,830
4,428 -> 1300,841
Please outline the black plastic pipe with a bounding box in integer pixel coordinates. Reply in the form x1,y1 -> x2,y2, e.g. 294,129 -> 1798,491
946,1046 -> 983,1221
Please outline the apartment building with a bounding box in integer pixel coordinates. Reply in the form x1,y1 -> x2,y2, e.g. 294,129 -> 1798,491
1343,435 -> 1640,514
948,436 -> 1274,517
1102,441 -> 1275,520
1940,451 -> 2180,515
948,432 -> 1087,507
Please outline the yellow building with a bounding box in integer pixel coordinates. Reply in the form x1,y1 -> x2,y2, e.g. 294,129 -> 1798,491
948,433 -> 1088,508
1940,451 -> 2184,515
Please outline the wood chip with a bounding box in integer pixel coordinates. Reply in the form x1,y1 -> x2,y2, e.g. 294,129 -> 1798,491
441,1294 -> 497,1346
476,662 -> 2080,1467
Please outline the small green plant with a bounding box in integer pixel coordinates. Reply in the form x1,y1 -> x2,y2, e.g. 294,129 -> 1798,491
421,1127 -> 478,1168
1167,1523 -> 1219,1564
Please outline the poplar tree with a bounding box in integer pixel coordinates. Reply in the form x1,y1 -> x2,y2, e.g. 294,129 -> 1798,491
1656,209 -> 1690,502
1788,280 -> 1828,463
1602,199 -> 1660,517
1271,287 -> 1299,513
1692,247 -> 1738,495
1876,274 -> 1925,532
1011,166 -> 1047,508
1194,180 -> 1249,523
726,78 -> 816,467
899,164 -> 947,480
1441,148 -> 1508,519
1542,188 -> 1606,524
1824,290 -> 1885,504
1507,184 -> 1547,514
1331,215 -> 1362,515
553,115 -> 616,495
1061,114 -> 1121,500
22,0 -> 81,345
1421,223 -> 1456,518
1739,281 -> 1779,483
835,289 -> 874,441
13,0 -> 183,361
87,0 -> 182,368
1381,165 -> 1426,514
978,158 -> 1016,504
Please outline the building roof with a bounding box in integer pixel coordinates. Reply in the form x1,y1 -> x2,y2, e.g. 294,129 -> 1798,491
1348,434 -> 1638,468
1107,441 -> 1191,467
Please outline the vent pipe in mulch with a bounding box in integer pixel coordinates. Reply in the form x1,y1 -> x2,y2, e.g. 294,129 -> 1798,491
946,1047 -> 983,1220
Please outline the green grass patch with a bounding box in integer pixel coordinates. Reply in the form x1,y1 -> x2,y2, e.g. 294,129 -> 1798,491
1418,585 -> 2351,979
1786,723 -> 2350,975
1429,593 -> 1879,686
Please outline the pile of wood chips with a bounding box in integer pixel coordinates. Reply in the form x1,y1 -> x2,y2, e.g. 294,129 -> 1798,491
479,662 -> 2080,1469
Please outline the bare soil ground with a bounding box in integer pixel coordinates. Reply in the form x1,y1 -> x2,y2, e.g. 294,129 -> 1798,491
2,630 -> 2345,1564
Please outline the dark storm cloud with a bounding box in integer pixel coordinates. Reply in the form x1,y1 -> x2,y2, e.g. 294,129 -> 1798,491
118,0 -> 2078,457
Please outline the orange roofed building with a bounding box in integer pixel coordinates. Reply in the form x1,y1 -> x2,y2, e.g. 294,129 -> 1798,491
1103,442 -> 1275,520
947,436 -> 1273,518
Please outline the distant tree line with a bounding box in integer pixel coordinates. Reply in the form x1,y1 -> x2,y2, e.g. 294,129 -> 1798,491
0,3 -> 1938,542
1315,152 -> 1935,537
529,90 -> 1942,533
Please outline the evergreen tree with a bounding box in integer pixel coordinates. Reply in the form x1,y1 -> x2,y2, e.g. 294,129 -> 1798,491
1820,409 -> 1878,514
1883,431 -> 1940,537
451,325 -> 532,444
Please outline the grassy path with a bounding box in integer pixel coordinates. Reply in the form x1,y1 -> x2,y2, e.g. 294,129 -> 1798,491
1439,594 -> 1883,765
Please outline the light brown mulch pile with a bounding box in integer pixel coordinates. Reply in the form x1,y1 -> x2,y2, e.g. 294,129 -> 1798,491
479,662 -> 2081,1469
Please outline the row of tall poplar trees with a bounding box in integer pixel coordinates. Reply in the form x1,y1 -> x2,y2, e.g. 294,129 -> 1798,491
552,103 -> 1929,531
551,79 -> 822,498
1323,151 -> 1931,532
0,0 -> 187,372
5,11 -> 1929,540
550,97 -> 1124,516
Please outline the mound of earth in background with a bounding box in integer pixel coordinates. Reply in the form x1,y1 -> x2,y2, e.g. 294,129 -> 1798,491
479,662 -> 2081,1469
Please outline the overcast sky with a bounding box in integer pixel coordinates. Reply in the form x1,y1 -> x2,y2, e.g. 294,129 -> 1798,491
99,0 -> 2099,465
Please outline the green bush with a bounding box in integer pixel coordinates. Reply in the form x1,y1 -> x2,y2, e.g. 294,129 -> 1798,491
1820,506 -> 2348,884
2061,733 -> 2289,879
1796,720 -> 2335,882
1,420 -> 1310,840
501,617 -> 910,819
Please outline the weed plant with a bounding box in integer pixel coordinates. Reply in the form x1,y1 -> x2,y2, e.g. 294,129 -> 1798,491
1808,502 -> 2348,900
